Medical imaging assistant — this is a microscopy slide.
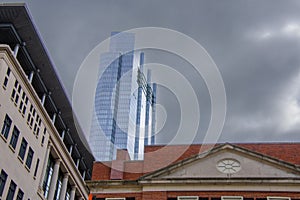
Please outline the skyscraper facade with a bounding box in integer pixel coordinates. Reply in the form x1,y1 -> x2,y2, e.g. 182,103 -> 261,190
89,32 -> 156,161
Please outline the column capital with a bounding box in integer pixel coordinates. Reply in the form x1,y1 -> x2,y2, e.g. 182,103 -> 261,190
55,159 -> 61,165
63,172 -> 69,178
71,185 -> 77,191
47,142 -> 52,148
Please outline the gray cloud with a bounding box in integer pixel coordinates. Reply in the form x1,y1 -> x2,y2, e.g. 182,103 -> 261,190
2,0 -> 300,144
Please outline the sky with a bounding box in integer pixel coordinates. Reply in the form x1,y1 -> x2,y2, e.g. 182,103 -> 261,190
3,0 -> 300,145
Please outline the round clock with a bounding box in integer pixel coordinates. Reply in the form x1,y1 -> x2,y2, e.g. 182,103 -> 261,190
216,158 -> 241,174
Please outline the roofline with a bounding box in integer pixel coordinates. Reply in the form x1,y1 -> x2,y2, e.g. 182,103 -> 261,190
139,143 -> 300,180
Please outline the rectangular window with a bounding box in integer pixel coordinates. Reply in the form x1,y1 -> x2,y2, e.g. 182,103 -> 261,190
54,173 -> 63,200
18,138 -> 28,160
3,77 -> 8,88
1,114 -> 12,139
6,68 -> 11,76
25,147 -> 34,169
6,180 -> 16,200
106,198 -> 126,200
0,170 -> 8,196
267,197 -> 291,200
9,126 -> 20,150
34,159 -> 40,177
16,188 -> 24,200
43,157 -> 54,198
178,197 -> 199,200
221,197 -> 243,200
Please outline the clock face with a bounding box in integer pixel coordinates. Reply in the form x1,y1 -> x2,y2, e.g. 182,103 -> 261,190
216,158 -> 241,174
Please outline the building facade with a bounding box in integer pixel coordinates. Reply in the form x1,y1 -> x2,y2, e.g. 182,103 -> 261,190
89,32 -> 156,161
0,4 -> 94,200
88,143 -> 300,200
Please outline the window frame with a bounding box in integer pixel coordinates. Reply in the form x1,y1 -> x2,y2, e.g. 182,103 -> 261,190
1,114 -> 12,140
9,126 -> 20,150
18,138 -> 28,161
0,170 -> 8,196
267,197 -> 290,200
177,197 -> 199,200
221,196 -> 243,200
16,188 -> 24,200
25,147 -> 34,169
106,198 -> 126,200
6,180 -> 17,200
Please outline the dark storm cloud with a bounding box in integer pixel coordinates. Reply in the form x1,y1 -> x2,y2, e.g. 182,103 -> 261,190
2,0 -> 300,143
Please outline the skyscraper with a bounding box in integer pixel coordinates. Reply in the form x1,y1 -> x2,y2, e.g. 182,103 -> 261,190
89,32 -> 156,161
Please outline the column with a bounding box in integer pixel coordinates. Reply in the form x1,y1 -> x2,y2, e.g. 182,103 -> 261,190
39,143 -> 52,191
59,173 -> 69,200
82,171 -> 86,180
28,71 -> 34,83
69,186 -> 76,200
13,43 -> 20,57
76,158 -> 81,168
69,144 -> 73,155
52,113 -> 57,124
61,130 -> 66,140
47,159 -> 61,200
41,93 -> 46,106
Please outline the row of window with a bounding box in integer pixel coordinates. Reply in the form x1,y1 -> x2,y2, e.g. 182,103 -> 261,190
167,197 -> 292,200
2,69 -> 46,147
0,169 -> 24,200
1,114 -> 39,174
94,197 -> 293,200
2,67 -> 11,89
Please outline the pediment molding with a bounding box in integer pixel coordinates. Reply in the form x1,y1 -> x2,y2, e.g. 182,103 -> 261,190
140,143 -> 300,181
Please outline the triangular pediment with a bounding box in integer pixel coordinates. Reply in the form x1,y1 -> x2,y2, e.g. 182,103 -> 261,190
140,144 -> 300,180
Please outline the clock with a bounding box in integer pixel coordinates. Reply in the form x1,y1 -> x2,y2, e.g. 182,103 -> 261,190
216,158 -> 241,174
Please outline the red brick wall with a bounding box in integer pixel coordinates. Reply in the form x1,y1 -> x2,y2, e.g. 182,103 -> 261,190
123,161 -> 144,180
167,191 -> 300,198
92,191 -> 300,199
92,161 -> 111,180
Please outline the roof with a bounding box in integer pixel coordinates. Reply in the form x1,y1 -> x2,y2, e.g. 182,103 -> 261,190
91,142 -> 300,181
0,3 -> 94,177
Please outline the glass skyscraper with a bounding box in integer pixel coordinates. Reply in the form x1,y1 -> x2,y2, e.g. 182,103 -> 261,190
89,32 -> 156,161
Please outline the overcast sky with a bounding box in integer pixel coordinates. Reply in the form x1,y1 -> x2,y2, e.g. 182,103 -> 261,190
3,0 -> 300,145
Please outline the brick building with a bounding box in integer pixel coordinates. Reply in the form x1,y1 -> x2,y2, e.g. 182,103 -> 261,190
88,143 -> 300,200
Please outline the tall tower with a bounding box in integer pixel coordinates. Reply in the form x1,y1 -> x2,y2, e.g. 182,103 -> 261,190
89,32 -> 156,161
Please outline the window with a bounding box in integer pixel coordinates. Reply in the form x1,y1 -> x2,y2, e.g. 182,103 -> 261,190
16,188 -> 24,200
9,126 -> 20,150
18,92 -> 28,116
25,147 -> 34,169
267,197 -> 290,200
41,128 -> 46,146
54,172 -> 63,200
221,197 -> 243,200
3,68 -> 10,89
0,170 -> 8,196
3,77 -> 8,88
6,180 -> 16,200
1,114 -> 12,139
178,197 -> 199,200
106,198 -> 126,200
6,68 -> 11,76
34,158 -> 40,177
43,157 -> 54,198
11,80 -> 21,105
18,138 -> 28,160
